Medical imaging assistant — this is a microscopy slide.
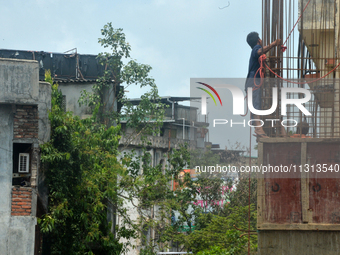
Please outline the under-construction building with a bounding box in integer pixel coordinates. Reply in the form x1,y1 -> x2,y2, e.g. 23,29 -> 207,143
257,0 -> 340,254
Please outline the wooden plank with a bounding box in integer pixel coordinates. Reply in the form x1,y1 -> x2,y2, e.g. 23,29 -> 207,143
257,142 -> 264,228
301,142 -> 309,223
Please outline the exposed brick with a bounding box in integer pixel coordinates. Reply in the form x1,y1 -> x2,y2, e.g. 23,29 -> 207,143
17,202 -> 30,206
14,209 -> 26,212
12,187 -> 33,216
13,106 -> 38,139
19,188 -> 30,191
17,196 -> 31,199
11,212 -> 30,216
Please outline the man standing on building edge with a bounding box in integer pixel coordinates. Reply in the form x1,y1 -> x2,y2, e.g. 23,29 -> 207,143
246,32 -> 281,138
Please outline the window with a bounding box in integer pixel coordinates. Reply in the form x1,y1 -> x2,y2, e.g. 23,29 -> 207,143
62,95 -> 66,112
13,143 -> 31,186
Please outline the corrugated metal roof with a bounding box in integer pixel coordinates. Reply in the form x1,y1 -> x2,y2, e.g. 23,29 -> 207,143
0,48 -> 105,82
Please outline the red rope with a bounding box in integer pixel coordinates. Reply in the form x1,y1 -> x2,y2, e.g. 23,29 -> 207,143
241,55 -> 267,117
264,58 -> 340,84
254,55 -> 266,89
244,54 -> 340,117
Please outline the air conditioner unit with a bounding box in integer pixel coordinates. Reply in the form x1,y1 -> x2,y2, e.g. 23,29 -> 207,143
18,153 -> 29,173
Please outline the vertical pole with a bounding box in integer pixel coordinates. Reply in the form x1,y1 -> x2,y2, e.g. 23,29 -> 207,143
301,142 -> 309,223
182,118 -> 185,140
248,119 -> 252,255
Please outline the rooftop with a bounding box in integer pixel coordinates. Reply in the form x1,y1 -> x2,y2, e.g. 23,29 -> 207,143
0,48 -> 104,82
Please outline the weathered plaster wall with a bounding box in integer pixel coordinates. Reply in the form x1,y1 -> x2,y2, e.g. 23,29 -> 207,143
0,58 -> 51,255
0,59 -> 51,145
0,105 -> 36,255
0,58 -> 39,104
0,105 -> 17,255
38,81 -> 51,144
7,217 -> 36,255
58,83 -> 93,118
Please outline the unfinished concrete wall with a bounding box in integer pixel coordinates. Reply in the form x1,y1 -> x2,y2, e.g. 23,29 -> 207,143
257,139 -> 340,254
0,106 -> 35,255
0,58 -> 39,104
38,81 -> 51,144
0,58 -> 51,255
58,82 -> 93,118
0,105 -> 14,255
258,230 -> 340,255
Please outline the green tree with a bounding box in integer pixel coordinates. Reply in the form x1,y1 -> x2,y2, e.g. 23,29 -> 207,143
39,71 -> 131,254
79,22 -> 164,136
130,144 -> 258,254
41,23 -> 259,255
41,23 -> 167,254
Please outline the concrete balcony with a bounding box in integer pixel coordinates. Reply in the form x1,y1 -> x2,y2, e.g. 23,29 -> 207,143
119,134 -> 198,150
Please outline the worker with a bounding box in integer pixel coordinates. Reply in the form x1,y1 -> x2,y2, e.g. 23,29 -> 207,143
246,32 -> 282,138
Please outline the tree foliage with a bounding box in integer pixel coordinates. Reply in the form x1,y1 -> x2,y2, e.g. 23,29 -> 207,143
79,22 -> 163,131
39,71 -> 130,255
123,143 -> 258,255
40,24 -> 259,255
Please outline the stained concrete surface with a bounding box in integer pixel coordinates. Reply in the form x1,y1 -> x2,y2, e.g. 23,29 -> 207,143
258,230 -> 340,255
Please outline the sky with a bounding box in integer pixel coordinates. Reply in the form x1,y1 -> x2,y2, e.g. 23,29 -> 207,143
0,0 -> 264,155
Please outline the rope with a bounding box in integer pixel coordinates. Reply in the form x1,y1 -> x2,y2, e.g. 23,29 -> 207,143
241,55 -> 267,117
254,55 -> 266,88
244,0 -> 314,115
242,54 -> 340,117
263,55 -> 340,84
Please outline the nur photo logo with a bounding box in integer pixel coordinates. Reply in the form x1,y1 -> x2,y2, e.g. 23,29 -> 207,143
196,82 -> 222,115
197,82 -> 312,117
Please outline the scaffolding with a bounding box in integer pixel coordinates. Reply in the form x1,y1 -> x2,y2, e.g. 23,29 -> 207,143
261,0 -> 340,138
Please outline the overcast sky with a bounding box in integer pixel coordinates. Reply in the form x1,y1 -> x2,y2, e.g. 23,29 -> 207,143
0,0 -> 266,155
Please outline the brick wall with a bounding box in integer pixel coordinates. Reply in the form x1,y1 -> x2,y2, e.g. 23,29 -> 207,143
13,105 -> 38,139
11,187 -> 32,216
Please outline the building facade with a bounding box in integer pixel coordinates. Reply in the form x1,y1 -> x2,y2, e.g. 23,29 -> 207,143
0,58 -> 51,255
118,97 -> 210,254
